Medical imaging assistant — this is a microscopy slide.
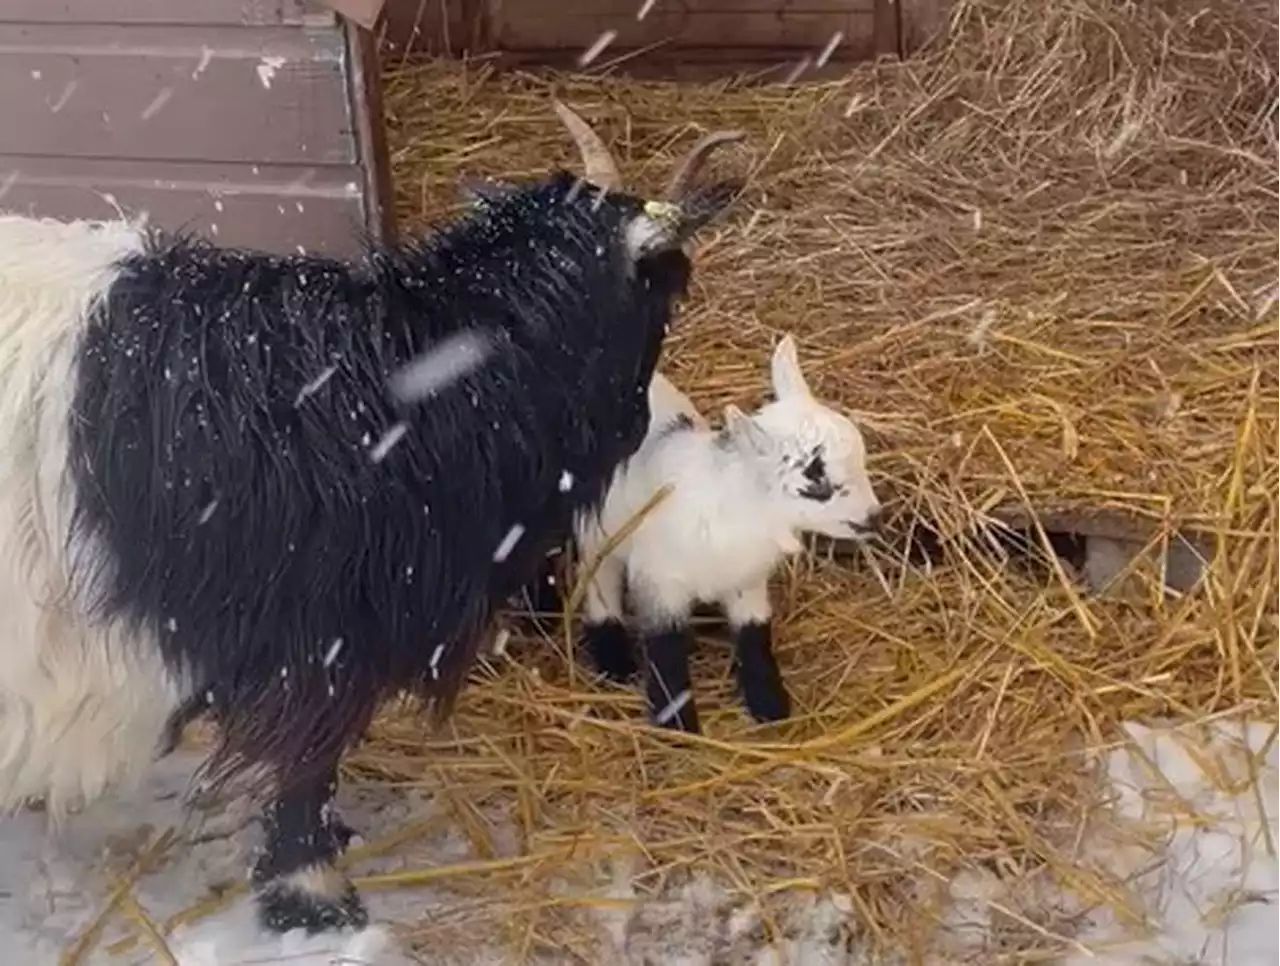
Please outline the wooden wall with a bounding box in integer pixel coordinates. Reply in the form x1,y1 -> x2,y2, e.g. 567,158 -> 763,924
379,0 -> 954,70
0,0 -> 393,256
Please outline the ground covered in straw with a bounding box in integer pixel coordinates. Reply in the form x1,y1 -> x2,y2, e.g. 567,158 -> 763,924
360,0 -> 1280,961
37,1 -> 1272,962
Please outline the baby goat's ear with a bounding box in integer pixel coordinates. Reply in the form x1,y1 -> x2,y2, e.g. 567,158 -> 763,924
770,334 -> 813,402
724,404 -> 773,454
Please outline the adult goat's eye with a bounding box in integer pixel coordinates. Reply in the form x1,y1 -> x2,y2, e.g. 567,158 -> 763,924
798,455 -> 835,502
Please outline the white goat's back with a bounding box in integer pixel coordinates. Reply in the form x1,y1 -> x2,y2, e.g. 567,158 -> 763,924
573,371 -> 702,580
0,215 -> 186,819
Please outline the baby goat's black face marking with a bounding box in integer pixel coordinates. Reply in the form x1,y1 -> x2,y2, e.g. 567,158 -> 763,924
797,450 -> 836,502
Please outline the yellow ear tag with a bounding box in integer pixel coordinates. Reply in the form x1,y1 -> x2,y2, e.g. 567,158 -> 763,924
642,200 -> 681,224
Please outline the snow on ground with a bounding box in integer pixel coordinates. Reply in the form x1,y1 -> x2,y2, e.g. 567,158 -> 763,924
1064,719 -> 1278,966
0,718 -> 1273,965
0,750 -> 423,966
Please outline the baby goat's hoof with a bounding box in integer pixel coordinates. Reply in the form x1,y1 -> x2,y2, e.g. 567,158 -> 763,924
583,619 -> 638,683
255,865 -> 368,935
744,682 -> 791,724
733,622 -> 791,724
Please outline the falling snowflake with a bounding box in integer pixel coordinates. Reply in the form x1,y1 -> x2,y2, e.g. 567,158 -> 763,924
493,524 -> 525,562
369,422 -> 408,463
579,30 -> 617,68
389,331 -> 495,404
654,689 -> 692,726
140,88 -> 174,121
816,31 -> 844,68
783,57 -> 812,85
50,81 -> 77,113
323,638 -> 344,667
295,363 -> 340,406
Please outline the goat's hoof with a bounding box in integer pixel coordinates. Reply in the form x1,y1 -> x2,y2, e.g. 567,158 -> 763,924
255,870 -> 368,935
332,816 -> 361,851
745,687 -> 791,724
584,619 -> 638,683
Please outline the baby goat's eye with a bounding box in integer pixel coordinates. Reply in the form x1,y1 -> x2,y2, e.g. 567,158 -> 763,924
798,454 -> 835,502
802,454 -> 826,484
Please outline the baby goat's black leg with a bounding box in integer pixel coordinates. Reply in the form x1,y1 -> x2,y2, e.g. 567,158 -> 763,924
252,762 -> 367,935
641,622 -> 700,733
580,546 -> 638,683
722,584 -> 790,723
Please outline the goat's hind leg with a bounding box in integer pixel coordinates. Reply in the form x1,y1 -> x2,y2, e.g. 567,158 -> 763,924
580,544 -> 638,683
252,762 -> 367,935
161,694 -> 363,847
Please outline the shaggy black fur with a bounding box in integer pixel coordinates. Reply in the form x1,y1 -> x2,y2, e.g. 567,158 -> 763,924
68,169 -> 737,931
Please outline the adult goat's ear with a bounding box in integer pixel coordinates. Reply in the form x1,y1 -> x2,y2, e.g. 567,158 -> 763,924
458,176 -> 518,207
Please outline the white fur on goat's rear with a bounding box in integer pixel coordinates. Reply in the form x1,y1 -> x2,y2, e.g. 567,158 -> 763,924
0,215 -> 187,819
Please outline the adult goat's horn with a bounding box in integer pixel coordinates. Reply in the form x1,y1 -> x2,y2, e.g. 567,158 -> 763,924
552,100 -> 623,192
664,130 -> 747,201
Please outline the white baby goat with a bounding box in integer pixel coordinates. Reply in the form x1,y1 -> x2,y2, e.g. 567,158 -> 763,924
573,334 -> 883,733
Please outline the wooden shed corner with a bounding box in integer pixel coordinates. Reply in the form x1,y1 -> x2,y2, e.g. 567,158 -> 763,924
0,0 -> 396,258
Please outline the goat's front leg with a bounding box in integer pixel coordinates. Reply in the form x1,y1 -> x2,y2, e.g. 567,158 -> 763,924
630,579 -> 699,732
641,620 -> 699,733
252,762 -> 367,935
721,582 -> 790,723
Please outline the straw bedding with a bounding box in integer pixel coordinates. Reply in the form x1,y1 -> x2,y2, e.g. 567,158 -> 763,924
351,0 -> 1280,960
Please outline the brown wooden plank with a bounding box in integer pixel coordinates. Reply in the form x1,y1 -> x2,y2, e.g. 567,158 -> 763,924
0,156 -> 371,258
379,0 -> 490,57
0,23 -> 354,166
319,0 -> 387,30
871,0 -> 900,58
495,9 -> 873,51
0,0 -> 313,26
344,20 -> 396,244
898,0 -> 952,55
495,0 -> 874,11
469,43 -> 881,79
